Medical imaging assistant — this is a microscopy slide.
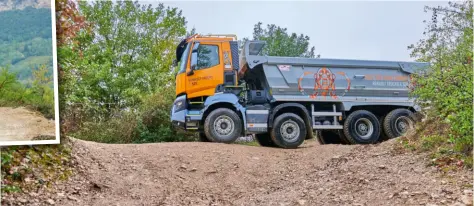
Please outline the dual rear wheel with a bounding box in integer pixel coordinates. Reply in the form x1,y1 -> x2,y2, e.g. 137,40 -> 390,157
317,109 -> 416,145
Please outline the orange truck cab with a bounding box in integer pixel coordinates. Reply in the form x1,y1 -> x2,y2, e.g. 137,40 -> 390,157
174,34 -> 240,99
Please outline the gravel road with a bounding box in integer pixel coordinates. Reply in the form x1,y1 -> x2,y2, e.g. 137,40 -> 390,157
9,138 -> 465,206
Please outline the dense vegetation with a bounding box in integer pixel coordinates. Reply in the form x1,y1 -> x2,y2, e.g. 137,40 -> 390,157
0,7 -> 53,82
0,65 -> 55,118
58,1 -> 192,143
403,1 -> 473,168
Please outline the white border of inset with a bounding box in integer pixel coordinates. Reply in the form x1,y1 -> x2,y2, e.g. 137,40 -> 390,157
0,0 -> 60,146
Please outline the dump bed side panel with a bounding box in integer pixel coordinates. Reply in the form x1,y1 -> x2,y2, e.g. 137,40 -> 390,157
263,63 -> 413,104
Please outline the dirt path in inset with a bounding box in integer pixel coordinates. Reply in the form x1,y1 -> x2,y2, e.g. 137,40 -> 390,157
0,107 -> 55,141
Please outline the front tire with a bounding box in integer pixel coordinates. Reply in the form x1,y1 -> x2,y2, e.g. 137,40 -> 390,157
270,113 -> 306,149
383,109 -> 415,139
204,108 -> 242,143
343,110 -> 381,144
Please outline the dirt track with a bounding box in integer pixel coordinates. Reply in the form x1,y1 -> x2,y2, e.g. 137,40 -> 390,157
0,107 -> 55,141
8,138 -> 468,206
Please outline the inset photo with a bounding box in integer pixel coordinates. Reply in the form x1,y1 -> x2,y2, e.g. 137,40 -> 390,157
0,0 -> 59,146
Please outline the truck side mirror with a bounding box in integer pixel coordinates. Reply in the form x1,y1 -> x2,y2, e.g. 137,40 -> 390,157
187,51 -> 197,76
187,42 -> 200,76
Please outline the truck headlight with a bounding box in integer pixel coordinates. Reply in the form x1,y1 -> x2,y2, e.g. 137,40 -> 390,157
174,99 -> 186,113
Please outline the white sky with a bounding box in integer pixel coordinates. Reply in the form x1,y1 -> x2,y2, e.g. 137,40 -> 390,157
150,1 -> 449,62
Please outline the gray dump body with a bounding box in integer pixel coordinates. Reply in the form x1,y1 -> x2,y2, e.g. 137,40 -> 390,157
240,41 -> 429,110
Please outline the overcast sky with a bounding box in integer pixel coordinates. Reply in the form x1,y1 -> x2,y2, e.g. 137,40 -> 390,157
151,1 -> 448,62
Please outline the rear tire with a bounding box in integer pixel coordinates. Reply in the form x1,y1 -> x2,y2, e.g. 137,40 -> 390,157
337,130 -> 352,144
316,130 -> 350,145
378,115 -> 390,141
204,108 -> 242,143
383,109 -> 415,139
198,132 -> 210,142
255,133 -> 277,147
270,113 -> 306,149
343,110 -> 381,144
315,130 -> 325,144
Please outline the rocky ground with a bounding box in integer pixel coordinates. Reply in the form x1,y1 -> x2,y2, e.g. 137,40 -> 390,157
0,107 -> 55,142
2,137 -> 472,206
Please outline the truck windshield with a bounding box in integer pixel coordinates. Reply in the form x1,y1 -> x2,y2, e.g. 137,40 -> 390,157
177,43 -> 191,75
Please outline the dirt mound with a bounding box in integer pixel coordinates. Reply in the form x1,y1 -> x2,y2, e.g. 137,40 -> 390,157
3,137 -> 471,206
0,107 -> 55,141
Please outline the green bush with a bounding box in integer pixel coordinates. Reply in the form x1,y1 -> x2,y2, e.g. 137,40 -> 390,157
70,86 -> 196,143
406,1 -> 473,167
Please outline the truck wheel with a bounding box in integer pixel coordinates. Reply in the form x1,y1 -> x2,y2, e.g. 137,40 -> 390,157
337,130 -> 352,144
316,130 -> 351,145
204,108 -> 242,143
270,113 -> 306,149
383,109 -> 415,139
198,132 -> 210,142
378,115 -> 390,141
255,133 -> 277,147
343,110 -> 381,144
315,130 -> 325,144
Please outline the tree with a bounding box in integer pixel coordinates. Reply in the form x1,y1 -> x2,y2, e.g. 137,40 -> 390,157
56,0 -> 90,133
242,22 -> 318,58
62,1 -> 187,116
408,1 -> 472,155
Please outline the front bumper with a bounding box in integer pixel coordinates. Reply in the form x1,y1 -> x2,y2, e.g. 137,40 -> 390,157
171,95 -> 187,130
171,109 -> 187,130
170,95 -> 203,130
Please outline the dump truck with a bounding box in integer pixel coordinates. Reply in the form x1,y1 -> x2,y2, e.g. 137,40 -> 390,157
171,34 -> 429,148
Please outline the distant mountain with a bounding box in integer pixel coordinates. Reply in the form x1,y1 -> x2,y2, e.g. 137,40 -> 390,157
0,0 -> 50,11
0,7 -> 52,84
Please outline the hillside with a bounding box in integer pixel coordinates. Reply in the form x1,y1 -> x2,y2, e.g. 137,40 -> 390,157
0,6 -> 53,83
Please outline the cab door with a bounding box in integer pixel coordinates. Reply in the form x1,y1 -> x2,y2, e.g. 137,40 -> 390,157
186,42 -> 224,99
